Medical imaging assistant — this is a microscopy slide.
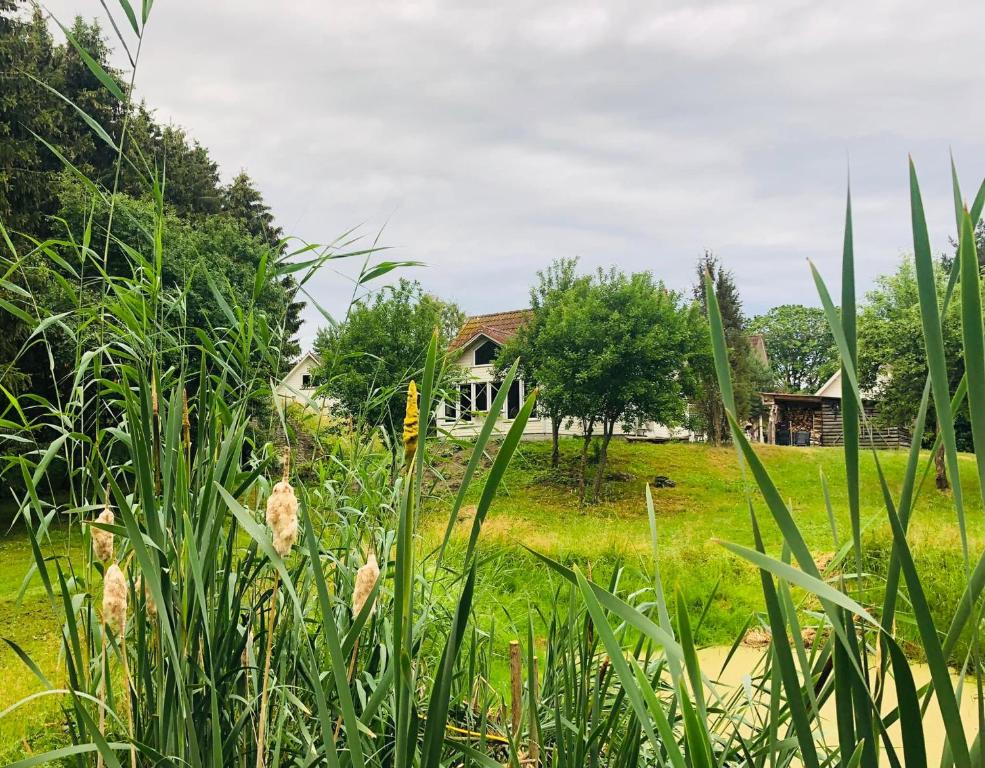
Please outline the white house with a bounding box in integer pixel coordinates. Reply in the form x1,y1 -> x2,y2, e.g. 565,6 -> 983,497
441,310 -> 691,441
274,351 -> 326,410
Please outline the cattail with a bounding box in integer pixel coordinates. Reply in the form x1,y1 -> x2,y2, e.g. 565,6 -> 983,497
403,380 -> 419,468
92,507 -> 115,563
141,575 -> 157,620
352,553 -> 380,617
103,564 -> 128,636
265,481 -> 299,557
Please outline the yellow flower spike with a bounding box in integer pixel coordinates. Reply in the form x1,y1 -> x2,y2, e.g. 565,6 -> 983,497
403,380 -> 419,469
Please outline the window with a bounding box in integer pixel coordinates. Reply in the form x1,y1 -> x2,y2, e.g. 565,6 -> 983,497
473,382 -> 488,412
459,384 -> 472,422
301,374 -> 312,389
507,379 -> 521,419
444,399 -> 457,420
474,340 -> 499,366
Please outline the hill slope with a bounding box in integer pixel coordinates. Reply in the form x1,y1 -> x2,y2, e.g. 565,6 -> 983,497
428,438 -> 976,650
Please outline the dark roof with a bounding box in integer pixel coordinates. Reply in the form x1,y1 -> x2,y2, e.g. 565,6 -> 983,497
448,309 -> 534,351
761,391 -> 822,404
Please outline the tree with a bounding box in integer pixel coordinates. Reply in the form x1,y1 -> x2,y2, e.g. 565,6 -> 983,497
750,304 -> 838,392
220,171 -> 303,366
536,268 -> 694,502
691,252 -> 770,444
495,257 -> 579,467
858,257 -> 965,489
0,4 -> 305,392
0,2 -> 64,235
47,179 -> 296,420
313,279 -> 465,436
222,171 -> 283,244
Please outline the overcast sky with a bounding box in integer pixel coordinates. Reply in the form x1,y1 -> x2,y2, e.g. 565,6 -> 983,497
47,0 -> 985,348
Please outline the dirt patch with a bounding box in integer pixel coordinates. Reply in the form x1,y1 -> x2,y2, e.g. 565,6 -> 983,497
743,628 -> 771,648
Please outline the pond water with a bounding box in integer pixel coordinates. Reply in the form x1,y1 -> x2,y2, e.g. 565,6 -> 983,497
698,645 -> 980,764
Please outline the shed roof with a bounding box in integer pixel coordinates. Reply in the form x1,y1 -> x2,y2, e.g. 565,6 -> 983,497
448,309 -> 533,351
761,391 -> 822,405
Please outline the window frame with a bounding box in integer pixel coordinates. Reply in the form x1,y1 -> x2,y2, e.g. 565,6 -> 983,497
473,339 -> 500,367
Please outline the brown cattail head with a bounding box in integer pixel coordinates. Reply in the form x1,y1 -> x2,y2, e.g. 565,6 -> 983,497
141,574 -> 157,621
265,480 -> 299,558
182,388 -> 191,446
103,563 -> 128,636
92,507 -> 115,563
403,380 -> 419,468
352,553 -> 380,617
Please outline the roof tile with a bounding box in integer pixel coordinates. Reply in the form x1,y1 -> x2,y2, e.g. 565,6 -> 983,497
448,309 -> 533,351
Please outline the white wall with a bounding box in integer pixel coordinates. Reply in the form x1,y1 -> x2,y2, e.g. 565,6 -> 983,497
275,354 -> 335,413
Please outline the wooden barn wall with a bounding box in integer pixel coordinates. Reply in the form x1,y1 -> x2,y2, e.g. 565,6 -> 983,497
820,399 -> 909,448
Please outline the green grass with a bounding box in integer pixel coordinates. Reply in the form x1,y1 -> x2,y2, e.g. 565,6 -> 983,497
425,438 -> 978,657
0,502 -> 79,755
0,438 -> 974,751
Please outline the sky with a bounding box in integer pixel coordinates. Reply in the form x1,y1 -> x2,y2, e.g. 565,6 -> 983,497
46,0 -> 985,349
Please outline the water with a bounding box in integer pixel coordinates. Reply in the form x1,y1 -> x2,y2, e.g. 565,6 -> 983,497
697,645 -> 980,763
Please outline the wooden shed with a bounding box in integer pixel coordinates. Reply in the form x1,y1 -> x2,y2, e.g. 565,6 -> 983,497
761,371 -> 909,449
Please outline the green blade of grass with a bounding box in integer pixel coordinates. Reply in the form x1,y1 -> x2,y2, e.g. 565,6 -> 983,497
750,508 -> 820,768
909,159 -> 968,565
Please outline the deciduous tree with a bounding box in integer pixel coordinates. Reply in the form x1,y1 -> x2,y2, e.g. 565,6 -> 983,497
495,257 -> 579,467
537,268 -> 694,502
858,257 -> 965,489
313,279 -> 465,437
750,304 -> 837,393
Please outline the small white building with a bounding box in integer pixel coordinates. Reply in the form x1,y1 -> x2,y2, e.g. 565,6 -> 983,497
441,310 -> 691,441
274,351 -> 326,410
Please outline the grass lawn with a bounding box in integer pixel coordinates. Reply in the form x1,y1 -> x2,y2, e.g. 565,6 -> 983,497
424,438 -> 978,658
0,438 -> 976,752
0,502 -> 78,756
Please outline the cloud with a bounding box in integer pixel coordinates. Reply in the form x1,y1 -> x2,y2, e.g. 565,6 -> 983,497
46,0 -> 985,347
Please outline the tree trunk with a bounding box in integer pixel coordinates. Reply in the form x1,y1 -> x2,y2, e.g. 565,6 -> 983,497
935,440 -> 948,491
578,420 -> 595,504
551,413 -> 561,468
591,420 -> 614,503
707,400 -> 722,446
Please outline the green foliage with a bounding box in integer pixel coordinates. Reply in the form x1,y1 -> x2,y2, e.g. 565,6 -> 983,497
313,278 -> 465,435
0,1 -> 303,396
7,2 -> 985,765
750,304 -> 838,392
499,261 -> 697,501
690,251 -> 771,444
858,258 -> 969,447
495,257 -> 579,464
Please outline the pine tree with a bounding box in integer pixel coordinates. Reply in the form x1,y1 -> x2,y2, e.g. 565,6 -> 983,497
222,171 -> 303,365
691,251 -> 768,444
